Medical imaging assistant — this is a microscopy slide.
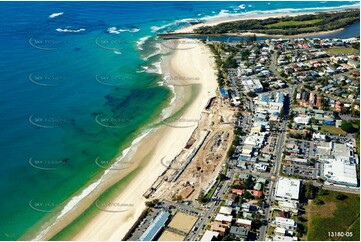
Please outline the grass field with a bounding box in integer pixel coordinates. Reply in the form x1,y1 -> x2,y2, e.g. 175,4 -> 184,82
326,47 -> 360,55
265,19 -> 322,28
306,190 -> 360,241
320,125 -> 347,135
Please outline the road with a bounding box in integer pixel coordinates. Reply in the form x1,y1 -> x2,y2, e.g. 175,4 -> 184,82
258,123 -> 286,241
187,179 -> 232,240
312,182 -> 360,195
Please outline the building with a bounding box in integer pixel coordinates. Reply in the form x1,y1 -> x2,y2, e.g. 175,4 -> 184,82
255,92 -> 285,121
211,221 -> 229,236
236,218 -> 252,229
320,142 -> 358,187
242,78 -> 264,93
230,226 -> 249,239
201,230 -> 219,241
219,206 -> 233,215
275,227 -> 286,236
139,210 -> 170,241
322,155 -> 358,187
273,235 -> 298,241
275,178 -> 300,202
294,115 -> 311,125
275,217 -> 297,230
215,214 -> 233,224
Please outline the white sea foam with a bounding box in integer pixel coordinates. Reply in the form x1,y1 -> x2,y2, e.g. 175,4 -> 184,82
49,12 -> 64,18
143,43 -> 161,60
33,128 -> 153,240
151,23 -> 174,32
150,18 -> 198,33
201,3 -> 359,22
137,65 -> 149,73
145,61 -> 162,74
107,27 -> 140,34
114,129 -> 152,163
113,50 -> 122,55
136,36 -> 151,51
56,28 -> 85,33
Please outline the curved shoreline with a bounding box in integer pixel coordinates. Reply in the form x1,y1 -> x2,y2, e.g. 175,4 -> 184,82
173,6 -> 359,35
69,40 -> 218,240
30,39 -> 218,241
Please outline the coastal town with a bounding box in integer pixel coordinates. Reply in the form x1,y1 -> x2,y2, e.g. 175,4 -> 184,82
2,2 -> 361,242
124,34 -> 360,241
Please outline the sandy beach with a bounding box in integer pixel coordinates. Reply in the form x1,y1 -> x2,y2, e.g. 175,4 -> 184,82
174,12 -> 314,34
173,9 -> 359,37
63,40 -> 218,240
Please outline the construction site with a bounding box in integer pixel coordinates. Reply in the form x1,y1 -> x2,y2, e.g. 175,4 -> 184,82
144,95 -> 237,202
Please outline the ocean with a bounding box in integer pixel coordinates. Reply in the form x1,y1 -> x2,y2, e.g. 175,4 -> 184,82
0,1 -> 358,240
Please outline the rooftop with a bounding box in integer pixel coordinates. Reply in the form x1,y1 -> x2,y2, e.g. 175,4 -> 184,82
275,178 -> 300,201
200,230 -> 219,241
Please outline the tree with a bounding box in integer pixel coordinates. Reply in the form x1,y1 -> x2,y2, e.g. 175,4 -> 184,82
314,199 -> 325,205
279,107 -> 285,119
243,191 -> 252,199
336,194 -> 348,200
247,91 -> 257,98
341,121 -> 358,133
304,182 -> 316,199
145,199 -> 159,207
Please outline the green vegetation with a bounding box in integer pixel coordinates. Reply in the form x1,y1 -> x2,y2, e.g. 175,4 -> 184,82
320,124 -> 347,135
326,47 -> 360,55
145,199 -> 159,207
341,120 -> 359,133
306,191 -> 360,241
194,10 -> 359,36
202,179 -> 220,202
265,19 -> 322,28
345,218 -> 360,241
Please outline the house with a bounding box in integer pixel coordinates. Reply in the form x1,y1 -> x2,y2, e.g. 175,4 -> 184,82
232,189 -> 245,196
215,214 -> 233,224
219,206 -> 233,215
275,217 -> 297,230
273,235 -> 298,241
249,190 -> 263,198
230,226 -> 249,239
211,221 -> 229,236
236,218 -> 252,229
201,230 -> 219,241
254,182 -> 262,191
